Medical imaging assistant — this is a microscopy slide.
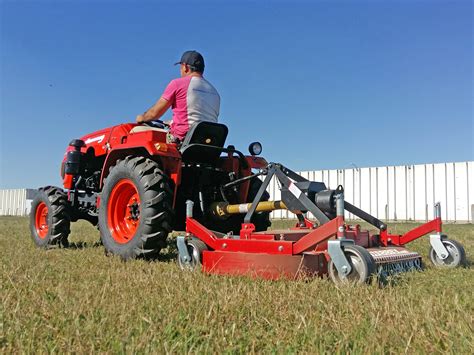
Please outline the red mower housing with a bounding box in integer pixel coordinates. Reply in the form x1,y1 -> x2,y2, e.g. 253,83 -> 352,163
176,163 -> 466,283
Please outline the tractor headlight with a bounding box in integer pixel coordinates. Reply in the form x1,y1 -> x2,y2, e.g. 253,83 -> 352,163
248,142 -> 262,156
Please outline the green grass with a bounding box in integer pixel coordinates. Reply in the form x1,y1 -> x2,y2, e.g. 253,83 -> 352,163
1,217 -> 473,353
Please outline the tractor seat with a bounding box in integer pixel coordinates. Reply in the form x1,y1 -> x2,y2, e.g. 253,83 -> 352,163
180,121 -> 229,165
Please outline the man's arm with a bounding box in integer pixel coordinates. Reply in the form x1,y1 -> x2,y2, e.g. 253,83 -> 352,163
136,97 -> 172,123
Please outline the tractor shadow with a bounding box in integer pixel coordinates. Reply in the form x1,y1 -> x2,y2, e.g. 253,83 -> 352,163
149,242 -> 179,262
66,241 -> 102,250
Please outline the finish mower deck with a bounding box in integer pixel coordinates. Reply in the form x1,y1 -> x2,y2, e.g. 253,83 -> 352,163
177,163 -> 466,284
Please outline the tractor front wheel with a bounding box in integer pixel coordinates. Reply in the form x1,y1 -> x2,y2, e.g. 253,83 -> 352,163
99,156 -> 174,259
29,186 -> 71,247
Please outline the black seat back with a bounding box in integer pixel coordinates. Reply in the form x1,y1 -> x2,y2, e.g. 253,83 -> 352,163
180,121 -> 229,164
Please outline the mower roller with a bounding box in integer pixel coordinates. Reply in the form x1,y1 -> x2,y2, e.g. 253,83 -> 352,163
29,121 -> 467,284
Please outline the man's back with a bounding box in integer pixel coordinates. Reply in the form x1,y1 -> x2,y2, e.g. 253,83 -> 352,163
163,76 -> 220,140
187,76 -> 220,125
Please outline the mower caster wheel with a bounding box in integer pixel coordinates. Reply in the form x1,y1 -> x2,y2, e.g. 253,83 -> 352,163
177,238 -> 208,271
429,239 -> 467,268
328,245 -> 376,285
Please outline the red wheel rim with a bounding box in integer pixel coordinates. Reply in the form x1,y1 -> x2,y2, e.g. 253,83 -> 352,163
107,179 -> 141,244
35,202 -> 49,239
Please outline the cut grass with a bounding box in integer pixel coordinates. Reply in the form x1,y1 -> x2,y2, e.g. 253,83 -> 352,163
1,217 -> 473,353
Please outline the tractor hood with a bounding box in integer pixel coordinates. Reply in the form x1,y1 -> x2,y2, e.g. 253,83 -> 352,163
64,123 -> 137,157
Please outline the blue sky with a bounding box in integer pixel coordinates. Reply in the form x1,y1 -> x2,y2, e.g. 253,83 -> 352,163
1,0 -> 472,189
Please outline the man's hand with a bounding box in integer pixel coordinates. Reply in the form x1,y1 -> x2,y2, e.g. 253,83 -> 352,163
136,98 -> 172,125
136,114 -> 145,123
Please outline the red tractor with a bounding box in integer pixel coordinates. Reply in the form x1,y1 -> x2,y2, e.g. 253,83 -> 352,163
30,121 -> 466,284
30,122 -> 271,259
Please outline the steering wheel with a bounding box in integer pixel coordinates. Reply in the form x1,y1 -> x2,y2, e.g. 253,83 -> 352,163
144,120 -> 170,129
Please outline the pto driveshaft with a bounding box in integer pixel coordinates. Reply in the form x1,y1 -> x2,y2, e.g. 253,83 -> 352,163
210,201 -> 287,218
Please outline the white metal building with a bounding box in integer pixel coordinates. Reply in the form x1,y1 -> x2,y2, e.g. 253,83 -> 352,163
268,161 -> 473,223
1,161 -> 473,222
0,189 -> 38,217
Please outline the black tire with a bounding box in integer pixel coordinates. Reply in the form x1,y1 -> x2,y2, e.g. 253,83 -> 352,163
328,245 -> 376,284
211,177 -> 271,234
429,239 -> 467,268
29,186 -> 71,248
99,156 -> 174,259
177,238 -> 208,270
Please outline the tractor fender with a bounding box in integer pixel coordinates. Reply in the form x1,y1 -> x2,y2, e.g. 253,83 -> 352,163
99,145 -> 182,190
246,156 -> 268,169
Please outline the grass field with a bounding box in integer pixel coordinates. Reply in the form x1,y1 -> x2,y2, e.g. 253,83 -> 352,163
1,217 -> 473,353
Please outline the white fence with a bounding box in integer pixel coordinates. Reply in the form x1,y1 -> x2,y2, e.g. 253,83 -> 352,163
1,161 -> 473,222
0,189 -> 38,217
268,161 -> 473,223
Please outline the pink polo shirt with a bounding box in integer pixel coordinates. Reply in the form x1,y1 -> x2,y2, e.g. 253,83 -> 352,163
161,76 -> 220,140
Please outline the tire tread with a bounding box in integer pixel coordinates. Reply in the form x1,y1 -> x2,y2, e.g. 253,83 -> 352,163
100,156 -> 174,259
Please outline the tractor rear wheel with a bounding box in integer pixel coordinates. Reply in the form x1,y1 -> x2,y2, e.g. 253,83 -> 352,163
429,239 -> 466,268
29,186 -> 71,247
99,156 -> 174,259
328,245 -> 376,285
